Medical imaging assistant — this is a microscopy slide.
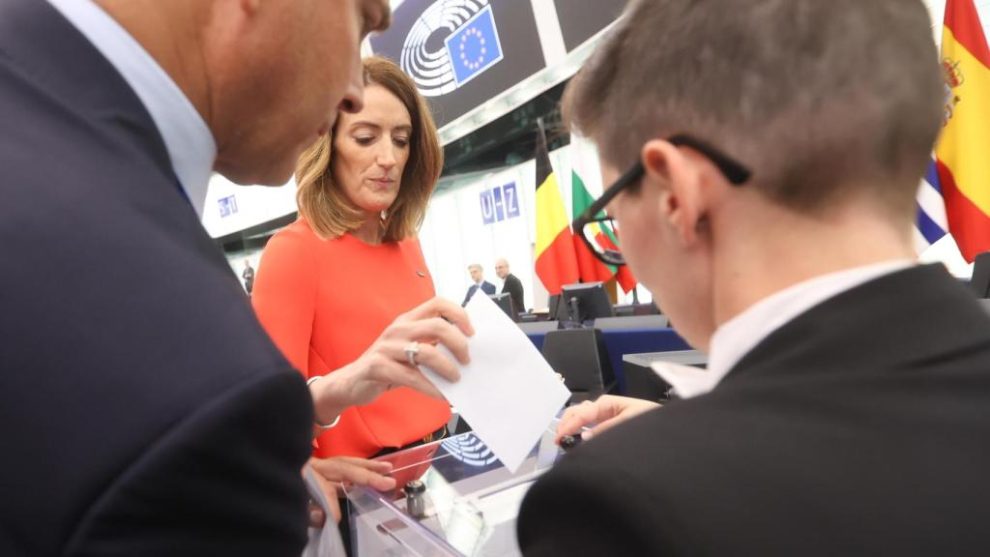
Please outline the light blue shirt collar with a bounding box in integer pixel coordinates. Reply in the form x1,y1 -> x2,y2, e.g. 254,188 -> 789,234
46,0 -> 217,218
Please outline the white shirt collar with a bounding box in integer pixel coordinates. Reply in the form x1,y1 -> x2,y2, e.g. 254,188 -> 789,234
46,0 -> 217,218
652,259 -> 914,399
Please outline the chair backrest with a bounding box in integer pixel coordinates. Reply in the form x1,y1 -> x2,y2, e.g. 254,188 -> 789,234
541,328 -> 615,402
971,252 -> 990,298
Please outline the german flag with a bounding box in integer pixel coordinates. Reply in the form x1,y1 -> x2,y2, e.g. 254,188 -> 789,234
534,121 -> 579,294
935,0 -> 990,261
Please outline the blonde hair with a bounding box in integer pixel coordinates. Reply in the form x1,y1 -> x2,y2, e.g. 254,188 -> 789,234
295,56 -> 443,241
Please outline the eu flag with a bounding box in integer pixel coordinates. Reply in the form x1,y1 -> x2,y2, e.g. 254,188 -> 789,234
445,5 -> 503,86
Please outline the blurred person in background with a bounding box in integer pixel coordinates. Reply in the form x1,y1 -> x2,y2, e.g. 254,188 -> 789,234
462,263 -> 496,305
495,257 -> 524,313
242,259 -> 256,294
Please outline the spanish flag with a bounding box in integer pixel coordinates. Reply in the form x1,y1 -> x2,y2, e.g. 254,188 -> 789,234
935,0 -> 990,262
534,121 -> 579,294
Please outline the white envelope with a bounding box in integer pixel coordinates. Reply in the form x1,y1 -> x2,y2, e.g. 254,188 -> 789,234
421,294 -> 571,473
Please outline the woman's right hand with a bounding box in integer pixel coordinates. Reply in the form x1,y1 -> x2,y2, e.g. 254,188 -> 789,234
556,395 -> 661,444
309,297 -> 474,424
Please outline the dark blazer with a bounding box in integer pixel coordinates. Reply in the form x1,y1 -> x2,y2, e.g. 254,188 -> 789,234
519,265 -> 990,555
500,273 -> 525,313
463,280 -> 496,306
0,1 -> 311,555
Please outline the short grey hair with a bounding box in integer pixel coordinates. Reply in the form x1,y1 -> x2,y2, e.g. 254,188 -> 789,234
564,0 -> 943,218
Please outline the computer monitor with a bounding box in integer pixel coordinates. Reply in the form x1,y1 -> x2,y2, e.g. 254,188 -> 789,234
559,282 -> 613,325
971,252 -> 990,298
489,293 -> 518,321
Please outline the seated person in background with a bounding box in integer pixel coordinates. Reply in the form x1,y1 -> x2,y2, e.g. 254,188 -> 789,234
495,257 -> 525,313
462,263 -> 496,305
253,57 -> 453,480
518,0 -> 990,554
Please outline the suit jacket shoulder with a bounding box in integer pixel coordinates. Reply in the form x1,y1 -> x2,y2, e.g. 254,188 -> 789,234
0,2 -> 312,554
519,265 -> 990,555
503,273 -> 524,310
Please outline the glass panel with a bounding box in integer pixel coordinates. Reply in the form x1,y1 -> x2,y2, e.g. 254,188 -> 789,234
345,424 -> 563,556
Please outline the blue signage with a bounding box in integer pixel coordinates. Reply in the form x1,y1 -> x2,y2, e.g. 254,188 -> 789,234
480,182 -> 519,225
503,181 -> 520,218
218,195 -> 238,218
445,5 -> 504,87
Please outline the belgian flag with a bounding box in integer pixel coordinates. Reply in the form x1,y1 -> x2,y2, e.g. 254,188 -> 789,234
533,121 -> 579,295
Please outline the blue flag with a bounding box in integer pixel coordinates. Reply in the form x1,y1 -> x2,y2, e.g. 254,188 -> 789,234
445,5 -> 503,86
916,159 -> 948,251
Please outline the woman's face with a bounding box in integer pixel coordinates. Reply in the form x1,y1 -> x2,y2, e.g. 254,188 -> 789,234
331,84 -> 413,215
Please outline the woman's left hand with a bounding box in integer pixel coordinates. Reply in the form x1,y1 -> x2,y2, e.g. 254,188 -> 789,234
306,456 -> 396,525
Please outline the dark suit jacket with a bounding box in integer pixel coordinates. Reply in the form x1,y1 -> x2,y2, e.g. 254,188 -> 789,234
463,280 -> 496,306
0,1 -> 312,555
519,265 -> 990,555
501,273 -> 525,313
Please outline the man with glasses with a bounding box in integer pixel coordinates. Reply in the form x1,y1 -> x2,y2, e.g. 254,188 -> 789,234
518,0 -> 990,554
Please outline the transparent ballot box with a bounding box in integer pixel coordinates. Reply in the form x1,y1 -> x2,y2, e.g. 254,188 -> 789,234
345,427 -> 562,557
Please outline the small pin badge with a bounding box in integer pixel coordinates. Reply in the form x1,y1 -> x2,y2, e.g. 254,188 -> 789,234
416,270 -> 426,277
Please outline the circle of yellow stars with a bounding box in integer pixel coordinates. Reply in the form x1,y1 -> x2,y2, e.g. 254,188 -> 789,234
459,27 -> 488,71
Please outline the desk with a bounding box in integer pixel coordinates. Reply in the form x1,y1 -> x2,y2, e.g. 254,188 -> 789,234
524,326 -> 690,394
623,349 -> 707,401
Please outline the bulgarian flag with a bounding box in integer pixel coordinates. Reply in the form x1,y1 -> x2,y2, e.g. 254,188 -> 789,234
572,169 -> 638,293
570,136 -> 637,293
934,0 -> 990,261
533,121 -> 579,294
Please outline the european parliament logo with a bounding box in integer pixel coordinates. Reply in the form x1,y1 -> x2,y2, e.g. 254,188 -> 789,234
399,0 -> 504,97
444,5 -> 503,87
440,433 -> 500,467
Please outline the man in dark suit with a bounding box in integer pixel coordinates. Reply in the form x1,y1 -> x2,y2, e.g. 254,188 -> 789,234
518,0 -> 990,554
0,0 -> 474,555
463,263 -> 496,305
495,257 -> 525,314
242,259 -> 256,294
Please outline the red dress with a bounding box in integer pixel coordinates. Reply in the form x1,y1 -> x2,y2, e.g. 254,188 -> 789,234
252,219 -> 450,458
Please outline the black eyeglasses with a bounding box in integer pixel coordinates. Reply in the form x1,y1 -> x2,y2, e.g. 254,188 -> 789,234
572,134 -> 752,266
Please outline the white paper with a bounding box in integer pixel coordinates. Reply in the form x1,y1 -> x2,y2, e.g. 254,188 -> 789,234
421,294 -> 571,473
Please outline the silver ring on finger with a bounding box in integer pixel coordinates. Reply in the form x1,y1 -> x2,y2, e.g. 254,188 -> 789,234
404,341 -> 421,367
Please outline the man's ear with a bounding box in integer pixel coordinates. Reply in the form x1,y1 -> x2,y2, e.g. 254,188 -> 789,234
640,139 -> 706,246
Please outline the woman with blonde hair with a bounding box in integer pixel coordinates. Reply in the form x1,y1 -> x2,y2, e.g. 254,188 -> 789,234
252,56 -> 452,476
